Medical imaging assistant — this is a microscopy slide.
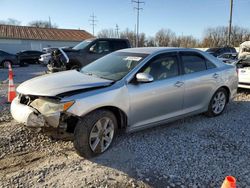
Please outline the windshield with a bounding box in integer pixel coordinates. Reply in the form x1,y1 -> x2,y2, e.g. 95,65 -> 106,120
80,52 -> 148,81
73,40 -> 92,50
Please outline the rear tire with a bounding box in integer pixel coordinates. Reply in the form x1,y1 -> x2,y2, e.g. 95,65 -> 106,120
2,60 -> 11,68
205,88 -> 228,117
74,110 -> 117,158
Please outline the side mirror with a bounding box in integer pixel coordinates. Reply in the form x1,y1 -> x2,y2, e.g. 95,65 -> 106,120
89,46 -> 95,53
136,73 -> 154,83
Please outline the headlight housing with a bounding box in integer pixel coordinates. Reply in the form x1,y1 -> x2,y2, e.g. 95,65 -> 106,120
30,98 -> 74,114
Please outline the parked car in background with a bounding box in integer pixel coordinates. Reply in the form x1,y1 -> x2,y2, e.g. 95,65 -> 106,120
17,50 -> 44,65
236,41 -> 250,89
47,38 -> 131,72
206,47 -> 237,57
217,52 -> 238,64
0,49 -> 18,68
11,47 -> 238,157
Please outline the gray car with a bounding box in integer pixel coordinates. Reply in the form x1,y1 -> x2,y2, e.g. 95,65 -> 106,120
11,47 -> 238,157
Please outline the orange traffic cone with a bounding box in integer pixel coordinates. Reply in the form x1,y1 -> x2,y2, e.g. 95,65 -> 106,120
7,62 -> 16,103
221,176 -> 236,188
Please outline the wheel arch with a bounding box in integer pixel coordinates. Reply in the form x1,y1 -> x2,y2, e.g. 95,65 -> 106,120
219,86 -> 230,103
66,106 -> 128,133
92,106 -> 128,130
66,60 -> 82,70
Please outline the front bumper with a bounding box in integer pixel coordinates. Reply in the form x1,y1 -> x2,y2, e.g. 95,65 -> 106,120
47,64 -> 66,73
11,97 -> 60,128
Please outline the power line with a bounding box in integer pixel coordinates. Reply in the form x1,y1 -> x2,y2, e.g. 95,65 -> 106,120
132,0 -> 145,47
228,0 -> 233,46
115,24 -> 119,38
89,13 -> 98,36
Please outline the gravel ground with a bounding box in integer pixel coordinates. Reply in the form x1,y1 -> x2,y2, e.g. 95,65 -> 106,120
1,65 -> 250,187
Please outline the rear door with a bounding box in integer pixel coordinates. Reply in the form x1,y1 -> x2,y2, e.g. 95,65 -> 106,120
179,51 -> 219,113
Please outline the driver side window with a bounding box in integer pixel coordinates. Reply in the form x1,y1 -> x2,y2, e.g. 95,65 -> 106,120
142,55 -> 179,81
89,41 -> 110,54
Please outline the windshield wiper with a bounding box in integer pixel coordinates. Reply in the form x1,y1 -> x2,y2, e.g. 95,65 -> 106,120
82,71 -> 114,81
82,72 -> 93,76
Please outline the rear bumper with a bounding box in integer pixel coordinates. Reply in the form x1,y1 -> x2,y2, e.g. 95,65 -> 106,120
238,83 -> 250,89
11,97 -> 60,128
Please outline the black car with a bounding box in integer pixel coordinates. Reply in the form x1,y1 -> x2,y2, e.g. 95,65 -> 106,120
48,38 -> 131,72
0,50 -> 18,68
206,47 -> 236,57
17,50 -> 44,65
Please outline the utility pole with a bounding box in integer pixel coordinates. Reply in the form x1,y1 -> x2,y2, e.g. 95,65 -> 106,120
228,0 -> 233,46
115,24 -> 119,38
132,0 -> 145,47
89,13 -> 98,36
49,16 -> 51,28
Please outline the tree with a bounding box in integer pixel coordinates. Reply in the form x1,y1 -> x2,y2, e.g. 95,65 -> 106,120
28,20 -> 58,28
97,29 -> 117,38
0,18 -> 21,25
145,36 -> 156,47
120,28 -> 136,47
177,35 -> 199,48
155,29 -> 176,47
201,26 -> 250,47
138,33 -> 146,47
230,26 -> 250,47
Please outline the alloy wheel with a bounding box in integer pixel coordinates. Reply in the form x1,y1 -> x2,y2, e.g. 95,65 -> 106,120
89,117 -> 115,153
212,91 -> 226,114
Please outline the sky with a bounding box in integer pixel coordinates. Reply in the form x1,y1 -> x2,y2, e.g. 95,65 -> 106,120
0,0 -> 250,39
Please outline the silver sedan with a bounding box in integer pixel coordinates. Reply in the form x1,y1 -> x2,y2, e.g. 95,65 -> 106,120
11,47 -> 238,157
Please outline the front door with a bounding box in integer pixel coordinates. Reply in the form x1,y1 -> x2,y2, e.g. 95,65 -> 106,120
86,40 -> 111,63
127,53 -> 184,129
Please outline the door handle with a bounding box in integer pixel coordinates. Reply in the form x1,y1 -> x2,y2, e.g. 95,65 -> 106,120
175,81 -> 184,87
213,73 -> 219,79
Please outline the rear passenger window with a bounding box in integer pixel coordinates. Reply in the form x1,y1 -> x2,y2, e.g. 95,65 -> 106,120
181,55 -> 207,74
206,60 -> 216,69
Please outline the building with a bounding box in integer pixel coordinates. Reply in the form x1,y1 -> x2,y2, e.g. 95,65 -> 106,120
0,25 -> 93,53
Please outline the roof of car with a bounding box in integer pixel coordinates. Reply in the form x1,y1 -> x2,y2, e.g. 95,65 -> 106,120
118,47 -> 199,54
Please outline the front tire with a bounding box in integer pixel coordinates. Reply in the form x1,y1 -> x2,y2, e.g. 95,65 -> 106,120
205,88 -> 228,117
74,110 -> 117,158
70,64 -> 81,71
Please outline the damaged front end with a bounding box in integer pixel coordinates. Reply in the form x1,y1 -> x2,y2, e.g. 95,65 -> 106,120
47,48 -> 69,73
11,94 -> 74,128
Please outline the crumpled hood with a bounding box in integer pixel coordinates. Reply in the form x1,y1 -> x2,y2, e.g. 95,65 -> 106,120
17,70 -> 113,96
